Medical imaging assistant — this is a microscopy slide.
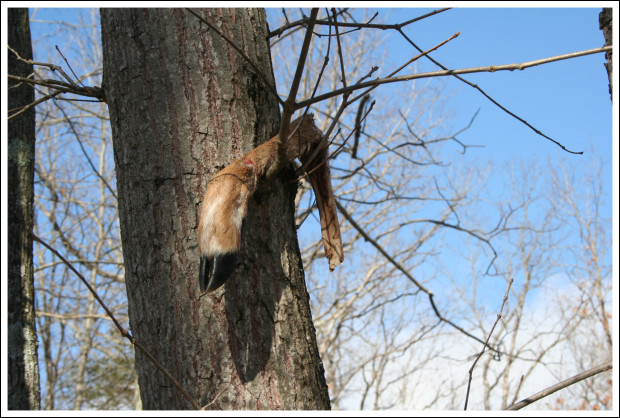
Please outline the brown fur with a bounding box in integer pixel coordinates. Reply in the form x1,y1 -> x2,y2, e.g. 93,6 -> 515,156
198,158 -> 256,256
198,114 -> 343,272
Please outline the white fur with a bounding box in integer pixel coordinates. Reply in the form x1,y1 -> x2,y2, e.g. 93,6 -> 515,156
200,193 -> 224,255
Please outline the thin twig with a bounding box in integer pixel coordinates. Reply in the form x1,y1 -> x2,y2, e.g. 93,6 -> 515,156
397,32 -> 612,154
53,101 -> 118,200
268,8 -> 348,39
7,74 -> 104,100
424,218 -> 498,274
505,361 -> 612,410
271,8 -> 320,179
464,278 -> 513,410
390,32 -> 460,80
335,199 -> 505,354
331,8 -> 347,89
8,44 -> 78,87
352,93 -> 371,158
200,387 -> 228,410
32,233 -> 202,410
335,200 -> 431,294
299,46 -> 612,110
395,8 -> 452,28
346,32 -> 459,105
510,375 -> 525,407
8,89 -> 63,121
55,45 -> 87,89
328,98 -> 375,163
300,8 -> 332,118
315,11 -> 380,37
271,7 -> 451,37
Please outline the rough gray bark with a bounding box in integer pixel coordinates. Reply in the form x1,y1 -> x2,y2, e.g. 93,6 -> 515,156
100,8 -> 330,409
8,7 -> 41,410
599,8 -> 612,101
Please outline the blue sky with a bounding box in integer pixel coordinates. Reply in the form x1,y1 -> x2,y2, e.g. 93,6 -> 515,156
22,5 -> 615,168
350,9 -> 616,294
268,7 -> 615,236
9,2 -> 617,340
375,7 -> 612,161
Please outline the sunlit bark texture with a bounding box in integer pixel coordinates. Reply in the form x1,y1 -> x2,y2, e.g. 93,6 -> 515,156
599,8 -> 612,101
100,8 -> 330,409
8,7 -> 41,410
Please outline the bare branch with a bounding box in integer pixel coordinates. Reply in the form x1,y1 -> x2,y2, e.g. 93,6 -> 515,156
298,46 -> 612,112
510,375 -> 525,406
272,7 -> 451,37
7,74 -> 104,100
55,45 -> 87,89
349,32 -> 460,104
352,93 -> 371,158
331,8 -> 348,89
8,89 -> 63,121
53,101 -> 117,200
269,8 -> 350,39
8,43 -> 78,87
398,32 -> 613,154
270,8 -> 320,179
505,361 -> 612,410
36,311 -> 120,321
464,278 -> 513,410
32,233 -> 202,410
335,199 -> 504,354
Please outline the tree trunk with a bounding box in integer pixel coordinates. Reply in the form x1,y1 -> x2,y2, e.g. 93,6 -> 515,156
599,8 -> 612,101
100,8 -> 330,409
8,7 -> 41,410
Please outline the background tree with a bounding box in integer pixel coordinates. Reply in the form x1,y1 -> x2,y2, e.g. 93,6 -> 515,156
12,9 -> 137,409
544,155 -> 612,410
599,8 -> 612,101
8,7 -> 41,410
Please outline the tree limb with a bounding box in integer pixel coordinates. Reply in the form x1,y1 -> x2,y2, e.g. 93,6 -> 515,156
298,46 -> 612,110
297,45 -> 611,154
505,361 -> 612,410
